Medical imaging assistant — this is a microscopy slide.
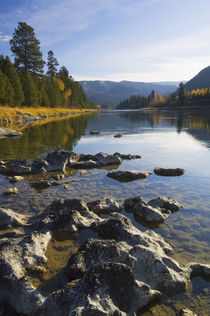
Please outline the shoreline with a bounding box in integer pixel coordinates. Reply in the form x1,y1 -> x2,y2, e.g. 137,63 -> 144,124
0,106 -> 97,127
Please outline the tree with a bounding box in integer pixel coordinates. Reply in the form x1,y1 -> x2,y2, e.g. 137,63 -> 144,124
47,50 -> 59,78
10,22 -> 45,75
178,82 -> 186,105
20,71 -> 38,106
0,70 -> 15,106
0,55 -> 24,106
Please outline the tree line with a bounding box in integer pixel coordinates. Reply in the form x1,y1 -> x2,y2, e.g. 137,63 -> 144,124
0,22 -> 96,108
117,82 -> 210,109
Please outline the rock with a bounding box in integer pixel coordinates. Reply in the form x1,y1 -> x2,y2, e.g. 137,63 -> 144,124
148,196 -> 181,212
90,213 -> 190,294
114,133 -> 123,138
46,151 -> 70,172
107,170 -> 151,182
32,199 -> 99,233
52,174 -> 64,180
0,127 -> 22,138
124,196 -> 168,224
114,152 -> 141,160
8,176 -> 24,183
89,131 -> 100,135
154,167 -> 185,176
87,197 -> 121,214
64,185 -> 68,189
31,180 -> 52,189
80,170 -> 92,176
4,187 -> 18,195
179,308 -> 197,316
188,262 -> 210,279
7,159 -> 32,175
0,207 -> 25,228
94,152 -> 122,166
0,231 -> 51,314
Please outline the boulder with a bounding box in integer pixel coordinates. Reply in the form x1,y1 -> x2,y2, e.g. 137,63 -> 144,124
8,176 -> 24,183
0,207 -> 25,228
148,196 -> 181,212
89,131 -> 100,135
0,127 -> 22,138
32,199 -> 99,233
87,197 -> 121,214
4,187 -> 18,195
154,167 -> 185,176
107,170 -> 151,182
124,196 -> 167,224
114,133 -> 123,138
179,308 -> 197,316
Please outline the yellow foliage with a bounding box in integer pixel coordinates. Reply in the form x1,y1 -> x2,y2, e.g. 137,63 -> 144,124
64,89 -> 72,100
53,77 -> 65,91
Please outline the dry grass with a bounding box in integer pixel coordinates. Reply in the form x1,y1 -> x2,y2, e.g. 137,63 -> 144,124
0,106 -> 96,126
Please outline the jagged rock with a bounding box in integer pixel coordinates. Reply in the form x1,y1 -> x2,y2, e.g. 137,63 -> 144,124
94,152 -> 122,166
0,231 -> 51,314
0,127 -> 22,138
52,174 -> 65,180
114,152 -> 141,160
32,199 -> 99,233
0,207 -> 25,228
6,159 -> 32,175
8,176 -> 24,183
148,196 -> 181,212
124,196 -> 167,224
154,167 -> 185,176
114,133 -> 123,138
87,197 -> 121,214
46,151 -> 70,172
107,170 -> 151,182
4,187 -> 18,195
90,214 -> 190,294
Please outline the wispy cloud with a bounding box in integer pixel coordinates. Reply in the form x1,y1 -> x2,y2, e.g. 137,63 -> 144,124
0,32 -> 11,42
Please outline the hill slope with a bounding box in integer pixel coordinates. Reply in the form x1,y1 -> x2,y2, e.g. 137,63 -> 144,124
79,80 -> 178,107
185,66 -> 210,91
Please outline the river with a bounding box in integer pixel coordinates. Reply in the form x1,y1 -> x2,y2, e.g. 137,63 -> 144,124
0,108 -> 210,315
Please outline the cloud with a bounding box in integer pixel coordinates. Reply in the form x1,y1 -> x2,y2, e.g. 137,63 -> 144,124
0,33 -> 11,42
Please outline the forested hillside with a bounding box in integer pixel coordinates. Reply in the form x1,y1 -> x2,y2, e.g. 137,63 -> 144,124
185,66 -> 210,91
0,22 -> 95,109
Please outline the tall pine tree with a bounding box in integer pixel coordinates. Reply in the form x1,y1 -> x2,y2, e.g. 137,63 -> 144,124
10,22 -> 45,75
47,50 -> 59,78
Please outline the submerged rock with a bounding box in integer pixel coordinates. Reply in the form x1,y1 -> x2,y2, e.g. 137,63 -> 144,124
89,130 -> 100,135
148,196 -> 181,212
87,197 -> 121,214
107,170 -> 151,182
154,167 -> 185,176
8,175 -> 24,183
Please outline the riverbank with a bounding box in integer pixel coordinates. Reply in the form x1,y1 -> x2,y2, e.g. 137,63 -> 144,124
0,106 -> 97,126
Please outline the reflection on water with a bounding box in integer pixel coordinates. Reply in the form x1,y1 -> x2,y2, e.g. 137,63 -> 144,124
0,108 -> 210,315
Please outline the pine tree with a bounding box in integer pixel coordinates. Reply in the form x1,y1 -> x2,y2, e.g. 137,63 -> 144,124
0,55 -> 24,106
0,70 -> 15,106
20,71 -> 38,106
178,82 -> 186,105
10,22 -> 45,75
47,50 -> 59,78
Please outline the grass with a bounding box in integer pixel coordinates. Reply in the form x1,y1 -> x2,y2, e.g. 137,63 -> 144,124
0,106 -> 96,126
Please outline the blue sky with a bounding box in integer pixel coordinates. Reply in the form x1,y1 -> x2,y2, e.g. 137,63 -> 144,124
0,0 -> 210,82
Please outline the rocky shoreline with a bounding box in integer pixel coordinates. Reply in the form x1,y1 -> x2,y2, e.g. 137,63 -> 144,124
0,150 -> 208,315
0,196 -> 209,315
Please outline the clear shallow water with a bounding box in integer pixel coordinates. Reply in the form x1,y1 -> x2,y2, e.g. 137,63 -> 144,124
0,108 -> 210,315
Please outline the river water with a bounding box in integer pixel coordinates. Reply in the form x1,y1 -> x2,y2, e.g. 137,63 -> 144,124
0,108 -> 210,315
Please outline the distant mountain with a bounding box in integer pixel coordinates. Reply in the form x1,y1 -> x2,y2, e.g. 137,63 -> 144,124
185,66 -> 210,91
79,80 -> 179,107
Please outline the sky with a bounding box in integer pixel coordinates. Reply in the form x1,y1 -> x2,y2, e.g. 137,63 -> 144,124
0,0 -> 210,82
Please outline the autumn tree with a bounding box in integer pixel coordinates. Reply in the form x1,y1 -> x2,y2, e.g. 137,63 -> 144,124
10,22 -> 45,75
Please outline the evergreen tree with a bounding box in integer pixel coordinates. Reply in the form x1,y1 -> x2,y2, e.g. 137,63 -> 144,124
0,70 -> 15,106
178,82 -> 186,105
20,71 -> 38,106
10,22 -> 45,75
0,55 -> 24,106
47,50 -> 59,78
